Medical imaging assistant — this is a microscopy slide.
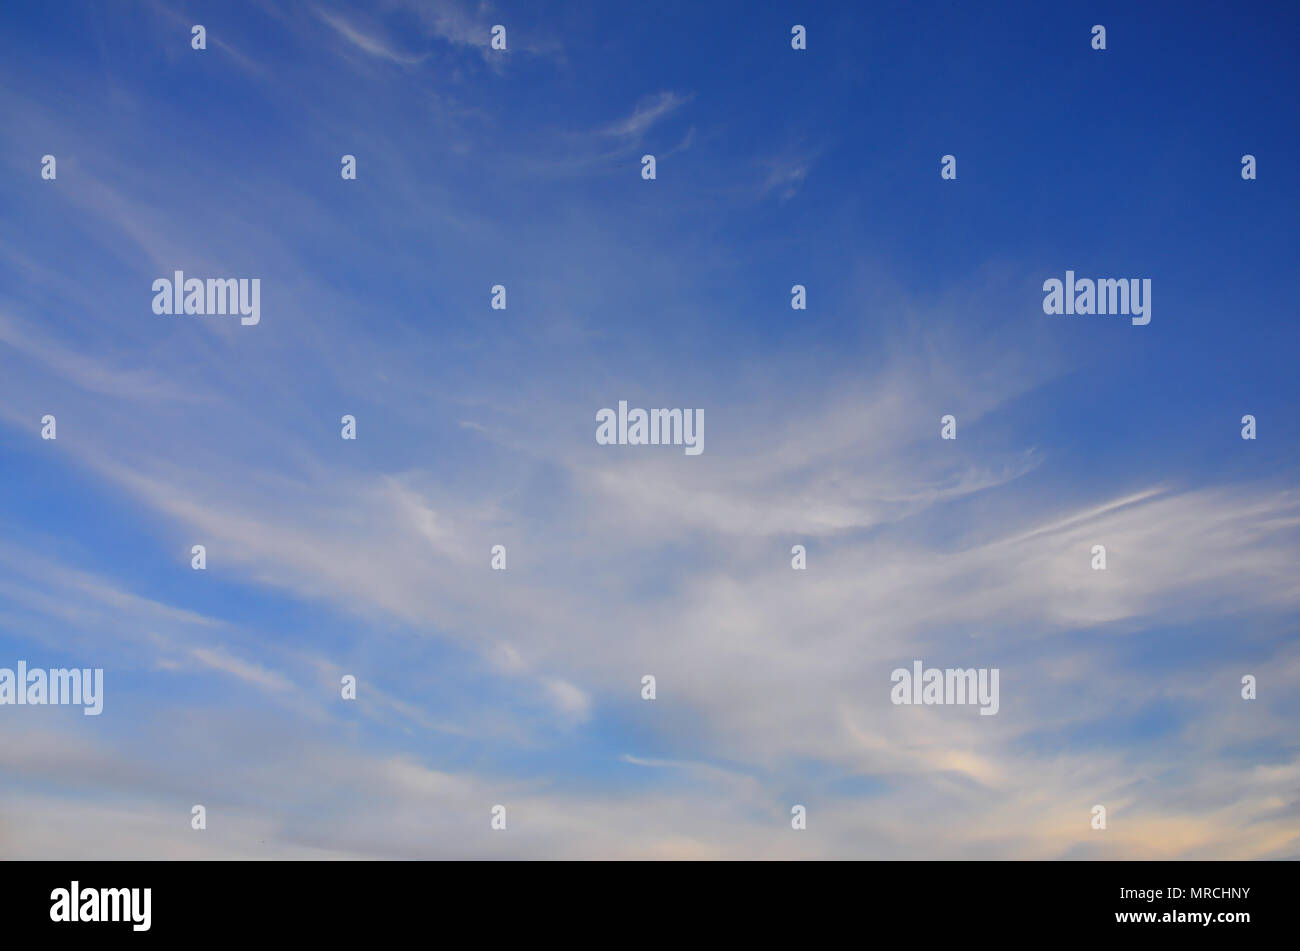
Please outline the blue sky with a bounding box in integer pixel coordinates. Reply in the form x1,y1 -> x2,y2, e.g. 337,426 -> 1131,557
1,0 -> 1298,858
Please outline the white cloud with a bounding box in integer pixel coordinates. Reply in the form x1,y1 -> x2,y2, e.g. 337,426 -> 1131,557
314,8 -> 427,66
600,92 -> 691,141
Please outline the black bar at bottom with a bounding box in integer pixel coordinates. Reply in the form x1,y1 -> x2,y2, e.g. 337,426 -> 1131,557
0,860 -> 1286,939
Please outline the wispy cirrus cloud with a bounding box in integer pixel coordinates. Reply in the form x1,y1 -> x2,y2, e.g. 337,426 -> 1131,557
600,91 -> 692,142
313,7 -> 427,66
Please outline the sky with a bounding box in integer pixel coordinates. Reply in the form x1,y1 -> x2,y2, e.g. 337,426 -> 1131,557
0,0 -> 1298,859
